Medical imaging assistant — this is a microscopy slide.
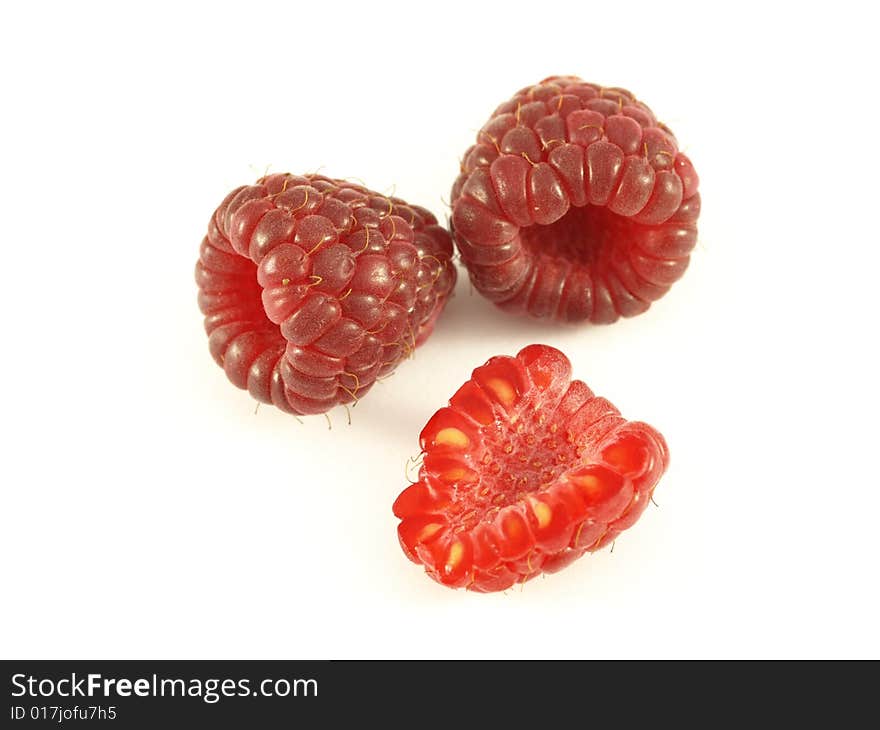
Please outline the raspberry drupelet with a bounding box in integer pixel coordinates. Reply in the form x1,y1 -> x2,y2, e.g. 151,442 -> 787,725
451,76 -> 700,323
393,345 -> 669,592
196,173 -> 457,416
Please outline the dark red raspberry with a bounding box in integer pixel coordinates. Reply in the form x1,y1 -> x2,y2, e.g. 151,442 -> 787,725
451,76 -> 700,323
393,345 -> 668,592
196,174 -> 457,415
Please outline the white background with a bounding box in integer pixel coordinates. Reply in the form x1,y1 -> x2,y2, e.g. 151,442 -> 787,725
1,0 -> 877,659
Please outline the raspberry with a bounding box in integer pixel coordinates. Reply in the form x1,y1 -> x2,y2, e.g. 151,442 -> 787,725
196,174 -> 457,415
451,76 -> 700,323
393,345 -> 668,592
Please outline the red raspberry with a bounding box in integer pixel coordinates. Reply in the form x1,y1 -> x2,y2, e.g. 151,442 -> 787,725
451,76 -> 700,323
393,345 -> 668,592
196,173 -> 457,415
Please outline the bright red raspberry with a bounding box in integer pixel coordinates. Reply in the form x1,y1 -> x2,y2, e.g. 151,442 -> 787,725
451,76 -> 700,323
196,174 -> 457,415
393,345 -> 668,592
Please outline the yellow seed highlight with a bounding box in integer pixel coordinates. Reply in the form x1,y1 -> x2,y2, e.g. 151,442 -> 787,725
504,513 -> 523,537
435,427 -> 470,448
417,523 -> 443,542
446,540 -> 464,570
529,498 -> 553,529
571,473 -> 601,496
443,467 -> 473,482
485,378 -> 516,406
